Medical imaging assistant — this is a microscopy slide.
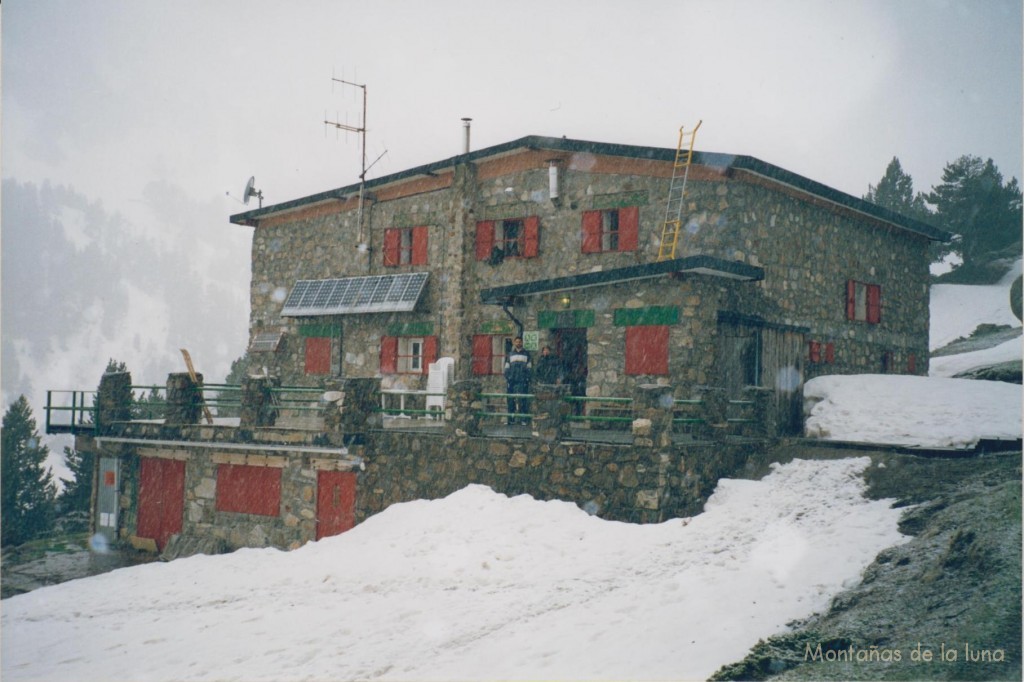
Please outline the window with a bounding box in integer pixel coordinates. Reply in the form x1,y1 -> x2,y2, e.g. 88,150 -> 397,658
215,464 -> 281,517
305,337 -> 332,375
881,350 -> 894,373
846,280 -> 881,324
581,206 -> 639,253
383,226 -> 428,267
808,341 -> 835,364
625,325 -> 669,375
471,334 -> 512,375
380,335 -> 438,375
475,217 -> 540,261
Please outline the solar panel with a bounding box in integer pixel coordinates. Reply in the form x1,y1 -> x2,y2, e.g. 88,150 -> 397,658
249,330 -> 284,353
281,272 -> 429,316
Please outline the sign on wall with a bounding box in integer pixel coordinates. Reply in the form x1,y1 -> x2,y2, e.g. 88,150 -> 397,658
522,331 -> 540,350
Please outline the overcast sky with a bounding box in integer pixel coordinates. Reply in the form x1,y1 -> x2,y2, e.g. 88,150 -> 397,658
5,0 -> 1021,218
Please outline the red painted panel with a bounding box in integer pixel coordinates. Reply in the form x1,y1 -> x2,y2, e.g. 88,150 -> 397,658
137,457 -> 185,551
317,470 -> 357,540
215,464 -> 281,516
618,205 -> 639,251
382,228 -> 401,266
867,284 -> 882,324
808,340 -> 821,363
412,226 -> 429,265
422,336 -> 438,375
475,221 -> 495,260
581,211 -> 602,253
471,335 -> 493,376
305,337 -> 332,375
625,325 -> 669,375
379,336 -> 398,374
523,216 -> 540,258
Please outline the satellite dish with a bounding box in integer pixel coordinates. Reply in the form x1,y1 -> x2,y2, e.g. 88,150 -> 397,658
243,176 -> 264,208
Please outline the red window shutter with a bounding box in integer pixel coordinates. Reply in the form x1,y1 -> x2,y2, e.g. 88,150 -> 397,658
471,335 -> 493,375
808,341 -> 821,363
412,226 -> 429,265
625,326 -> 669,375
523,216 -> 540,258
825,342 -> 835,364
305,337 -> 332,375
421,336 -> 438,375
215,464 -> 281,517
618,206 -> 639,251
380,336 -> 398,374
475,221 -> 495,261
867,284 -> 882,324
581,211 -> 603,253
845,280 -> 857,321
907,353 -> 916,374
383,228 -> 401,267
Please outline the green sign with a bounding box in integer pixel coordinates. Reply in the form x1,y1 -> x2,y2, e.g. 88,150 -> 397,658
613,306 -> 679,327
522,331 -> 540,351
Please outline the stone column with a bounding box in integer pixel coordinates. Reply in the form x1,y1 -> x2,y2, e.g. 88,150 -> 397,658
97,371 -> 133,433
332,378 -> 381,436
695,386 -> 728,440
448,379 -> 483,437
240,375 -> 280,427
165,372 -> 202,426
531,383 -> 571,442
632,384 -> 674,448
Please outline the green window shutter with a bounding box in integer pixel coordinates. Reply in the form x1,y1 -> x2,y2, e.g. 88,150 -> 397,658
613,306 -> 679,327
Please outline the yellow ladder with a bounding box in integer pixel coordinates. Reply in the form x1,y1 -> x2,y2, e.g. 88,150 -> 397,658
657,120 -> 702,261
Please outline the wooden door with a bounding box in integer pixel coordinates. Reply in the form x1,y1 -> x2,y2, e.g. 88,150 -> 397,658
137,457 -> 185,551
316,470 -> 357,540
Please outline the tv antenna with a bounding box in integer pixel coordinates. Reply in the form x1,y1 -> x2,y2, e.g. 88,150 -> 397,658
242,176 -> 264,209
325,74 -> 386,249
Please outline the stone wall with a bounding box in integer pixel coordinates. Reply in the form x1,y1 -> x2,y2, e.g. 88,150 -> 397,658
247,146 -> 933,398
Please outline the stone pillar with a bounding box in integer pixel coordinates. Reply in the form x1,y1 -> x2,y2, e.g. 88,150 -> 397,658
165,372 -> 202,426
332,378 -> 381,435
632,384 -> 674,448
742,385 -> 775,438
448,379 -> 483,437
240,375 -> 280,427
97,371 -> 133,433
531,383 -> 571,442
695,386 -> 728,440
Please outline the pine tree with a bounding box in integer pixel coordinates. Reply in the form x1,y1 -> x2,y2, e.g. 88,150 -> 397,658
58,445 -> 93,514
1,396 -> 57,546
927,156 -> 1022,276
863,157 -> 931,222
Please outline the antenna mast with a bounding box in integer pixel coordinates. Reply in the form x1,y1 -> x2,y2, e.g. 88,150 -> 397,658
325,77 -> 370,247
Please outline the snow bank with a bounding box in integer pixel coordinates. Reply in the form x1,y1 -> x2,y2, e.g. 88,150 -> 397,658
804,374 -> 1022,448
929,258 -> 1022,351
929,337 -> 1023,378
2,458 -> 904,682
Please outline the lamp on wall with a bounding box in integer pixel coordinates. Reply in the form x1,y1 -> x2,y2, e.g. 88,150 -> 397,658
560,294 -> 571,309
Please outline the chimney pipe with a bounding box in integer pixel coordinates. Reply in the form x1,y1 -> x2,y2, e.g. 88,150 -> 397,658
461,117 -> 472,154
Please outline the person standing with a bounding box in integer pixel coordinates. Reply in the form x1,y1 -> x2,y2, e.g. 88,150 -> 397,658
534,345 -> 563,385
503,336 -> 532,424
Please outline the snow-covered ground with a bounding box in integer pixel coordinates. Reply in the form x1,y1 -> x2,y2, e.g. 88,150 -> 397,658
929,258 -> 1022,351
2,458 -> 904,682
804,374 -> 1021,449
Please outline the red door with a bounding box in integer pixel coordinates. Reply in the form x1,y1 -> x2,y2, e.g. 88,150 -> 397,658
316,470 -> 356,540
137,457 -> 185,551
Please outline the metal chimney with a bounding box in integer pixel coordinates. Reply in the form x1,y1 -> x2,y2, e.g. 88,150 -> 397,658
461,117 -> 472,154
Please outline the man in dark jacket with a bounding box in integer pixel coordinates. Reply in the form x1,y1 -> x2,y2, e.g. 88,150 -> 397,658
534,346 -> 563,385
503,337 -> 532,424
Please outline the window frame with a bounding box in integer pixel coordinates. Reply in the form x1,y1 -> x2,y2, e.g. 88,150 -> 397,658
846,280 -> 882,324
380,335 -> 437,375
383,226 -> 428,267
582,206 -> 639,254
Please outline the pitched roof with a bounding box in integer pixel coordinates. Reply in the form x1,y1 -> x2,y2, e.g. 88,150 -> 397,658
229,135 -> 950,242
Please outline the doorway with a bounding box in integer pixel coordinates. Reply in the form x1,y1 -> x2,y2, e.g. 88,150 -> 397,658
316,470 -> 357,540
553,328 -> 588,411
137,457 -> 185,551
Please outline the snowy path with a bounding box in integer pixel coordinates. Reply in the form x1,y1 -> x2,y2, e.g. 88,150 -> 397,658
2,457 -> 905,682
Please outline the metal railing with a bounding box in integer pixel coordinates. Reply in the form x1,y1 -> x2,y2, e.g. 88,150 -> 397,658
379,389 -> 447,421
45,390 -> 98,435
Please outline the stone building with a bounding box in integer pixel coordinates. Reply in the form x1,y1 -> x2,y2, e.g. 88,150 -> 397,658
55,131 -> 949,557
232,134 -> 948,432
